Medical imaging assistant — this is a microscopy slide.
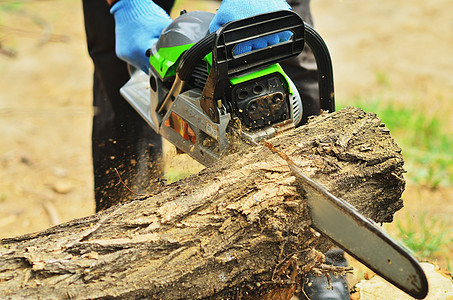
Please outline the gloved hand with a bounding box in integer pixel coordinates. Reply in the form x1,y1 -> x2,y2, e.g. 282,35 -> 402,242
209,0 -> 292,55
110,0 -> 172,73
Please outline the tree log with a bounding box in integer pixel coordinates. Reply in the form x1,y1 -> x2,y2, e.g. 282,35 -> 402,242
0,107 -> 405,299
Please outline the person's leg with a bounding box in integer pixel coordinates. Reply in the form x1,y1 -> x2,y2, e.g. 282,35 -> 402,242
82,0 -> 174,211
281,0 -> 320,125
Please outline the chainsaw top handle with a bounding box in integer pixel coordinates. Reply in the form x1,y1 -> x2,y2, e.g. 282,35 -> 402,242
177,10 -> 304,81
176,10 -> 335,114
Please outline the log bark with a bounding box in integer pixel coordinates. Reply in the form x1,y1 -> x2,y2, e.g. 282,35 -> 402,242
0,107 -> 405,299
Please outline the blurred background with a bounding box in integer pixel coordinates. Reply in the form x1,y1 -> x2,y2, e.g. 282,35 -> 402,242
0,0 -> 452,284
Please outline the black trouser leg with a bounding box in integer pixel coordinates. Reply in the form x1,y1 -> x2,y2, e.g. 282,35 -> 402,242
82,0 -> 174,211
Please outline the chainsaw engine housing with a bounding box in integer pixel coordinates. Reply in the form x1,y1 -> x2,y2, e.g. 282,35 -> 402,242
120,10 -> 333,166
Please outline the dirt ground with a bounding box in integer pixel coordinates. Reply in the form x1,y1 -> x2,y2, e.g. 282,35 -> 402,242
1,0 -> 452,291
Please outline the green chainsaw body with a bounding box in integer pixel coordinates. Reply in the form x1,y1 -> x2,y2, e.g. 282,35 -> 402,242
121,10 -> 312,165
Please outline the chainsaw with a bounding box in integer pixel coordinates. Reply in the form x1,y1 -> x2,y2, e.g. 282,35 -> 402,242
120,9 -> 428,298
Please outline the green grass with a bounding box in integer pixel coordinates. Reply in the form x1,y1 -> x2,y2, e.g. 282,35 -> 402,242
384,211 -> 453,274
394,212 -> 452,261
0,1 -> 23,11
165,168 -> 196,184
338,98 -> 453,188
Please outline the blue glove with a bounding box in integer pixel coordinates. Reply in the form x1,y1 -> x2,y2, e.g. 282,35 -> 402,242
209,0 -> 292,55
111,0 -> 172,73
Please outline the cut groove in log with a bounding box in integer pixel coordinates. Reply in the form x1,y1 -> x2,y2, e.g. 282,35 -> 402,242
0,107 -> 405,299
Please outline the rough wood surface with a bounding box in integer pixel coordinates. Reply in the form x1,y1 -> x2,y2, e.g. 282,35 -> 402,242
0,107 -> 405,299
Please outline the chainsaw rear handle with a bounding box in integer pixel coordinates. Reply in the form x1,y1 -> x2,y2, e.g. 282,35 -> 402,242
304,23 -> 335,113
177,10 -> 335,113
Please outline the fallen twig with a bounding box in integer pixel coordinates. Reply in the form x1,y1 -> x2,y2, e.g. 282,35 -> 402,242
0,41 -> 16,57
41,200 -> 60,226
0,25 -> 69,44
114,168 -> 147,197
